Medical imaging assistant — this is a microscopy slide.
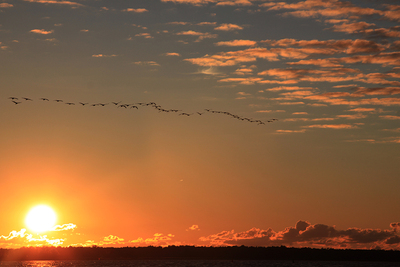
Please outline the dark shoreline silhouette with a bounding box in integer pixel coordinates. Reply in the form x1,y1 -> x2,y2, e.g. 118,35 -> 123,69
1,246 -> 399,262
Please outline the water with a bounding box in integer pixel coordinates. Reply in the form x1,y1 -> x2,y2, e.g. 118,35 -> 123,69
0,261 -> 399,267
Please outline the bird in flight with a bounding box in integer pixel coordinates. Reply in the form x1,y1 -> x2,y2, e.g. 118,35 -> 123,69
7,96 -> 278,126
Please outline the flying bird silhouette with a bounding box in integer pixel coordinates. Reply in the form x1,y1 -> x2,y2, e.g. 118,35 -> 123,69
7,96 -> 278,126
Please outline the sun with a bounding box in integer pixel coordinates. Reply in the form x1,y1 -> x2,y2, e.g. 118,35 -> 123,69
25,205 -> 57,233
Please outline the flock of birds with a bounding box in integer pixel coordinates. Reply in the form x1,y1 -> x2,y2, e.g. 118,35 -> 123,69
8,97 -> 278,125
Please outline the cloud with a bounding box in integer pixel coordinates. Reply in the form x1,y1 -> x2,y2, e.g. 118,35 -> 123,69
379,115 -> 400,120
287,59 -> 342,68
381,5 -> 400,22
265,86 -> 314,92
218,77 -> 263,85
122,8 -> 148,13
167,21 -> 191,25
24,0 -> 83,7
197,22 -> 217,26
276,129 -> 307,134
199,221 -> 400,249
134,61 -> 160,66
263,39 -> 384,54
51,223 -> 77,231
0,225 -> 78,248
216,0 -> 252,6
165,52 -> 181,56
328,21 -> 374,34
134,32 -> 153,38
187,225 -> 200,231
176,30 -> 217,41
100,235 -> 125,246
215,39 -> 256,47
161,0 -> 216,6
130,233 -> 175,247
161,0 -> 253,6
256,110 -> 286,113
347,108 -> 376,113
30,29 -> 54,34
336,114 -> 367,120
185,47 -> 279,67
214,23 -> 243,31
264,0 -> 382,19
303,124 -> 358,129
92,54 -> 117,58
0,3 -> 13,8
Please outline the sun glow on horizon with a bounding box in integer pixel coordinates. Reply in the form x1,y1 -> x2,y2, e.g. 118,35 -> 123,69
25,205 -> 57,233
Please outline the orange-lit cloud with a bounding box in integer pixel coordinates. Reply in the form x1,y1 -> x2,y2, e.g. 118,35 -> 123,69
185,48 -> 279,67
161,0 -> 254,6
188,225 -> 200,231
276,129 -> 307,134
216,0 -> 252,6
165,52 -> 181,56
92,54 -> 117,58
24,0 -> 83,7
265,86 -> 314,92
218,77 -> 263,85
122,8 -> 148,13
214,23 -> 243,31
215,39 -> 256,46
0,3 -> 13,8
176,30 -> 217,41
379,115 -> 400,120
30,29 -> 54,34
303,124 -> 358,129
134,32 -> 153,38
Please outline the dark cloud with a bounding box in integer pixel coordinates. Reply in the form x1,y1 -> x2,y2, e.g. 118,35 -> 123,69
199,221 -> 400,249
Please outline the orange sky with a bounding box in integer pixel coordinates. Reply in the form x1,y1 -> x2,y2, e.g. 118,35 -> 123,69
0,0 -> 399,250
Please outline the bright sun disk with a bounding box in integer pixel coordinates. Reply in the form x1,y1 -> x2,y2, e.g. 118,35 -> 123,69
25,205 -> 57,233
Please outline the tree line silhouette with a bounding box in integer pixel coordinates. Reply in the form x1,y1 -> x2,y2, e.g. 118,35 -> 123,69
8,97 -> 278,125
1,246 -> 399,261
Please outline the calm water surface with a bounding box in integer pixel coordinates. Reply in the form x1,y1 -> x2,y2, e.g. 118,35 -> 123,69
0,261 -> 399,267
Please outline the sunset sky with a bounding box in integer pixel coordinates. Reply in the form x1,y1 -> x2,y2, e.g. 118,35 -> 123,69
1,0 -> 400,250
